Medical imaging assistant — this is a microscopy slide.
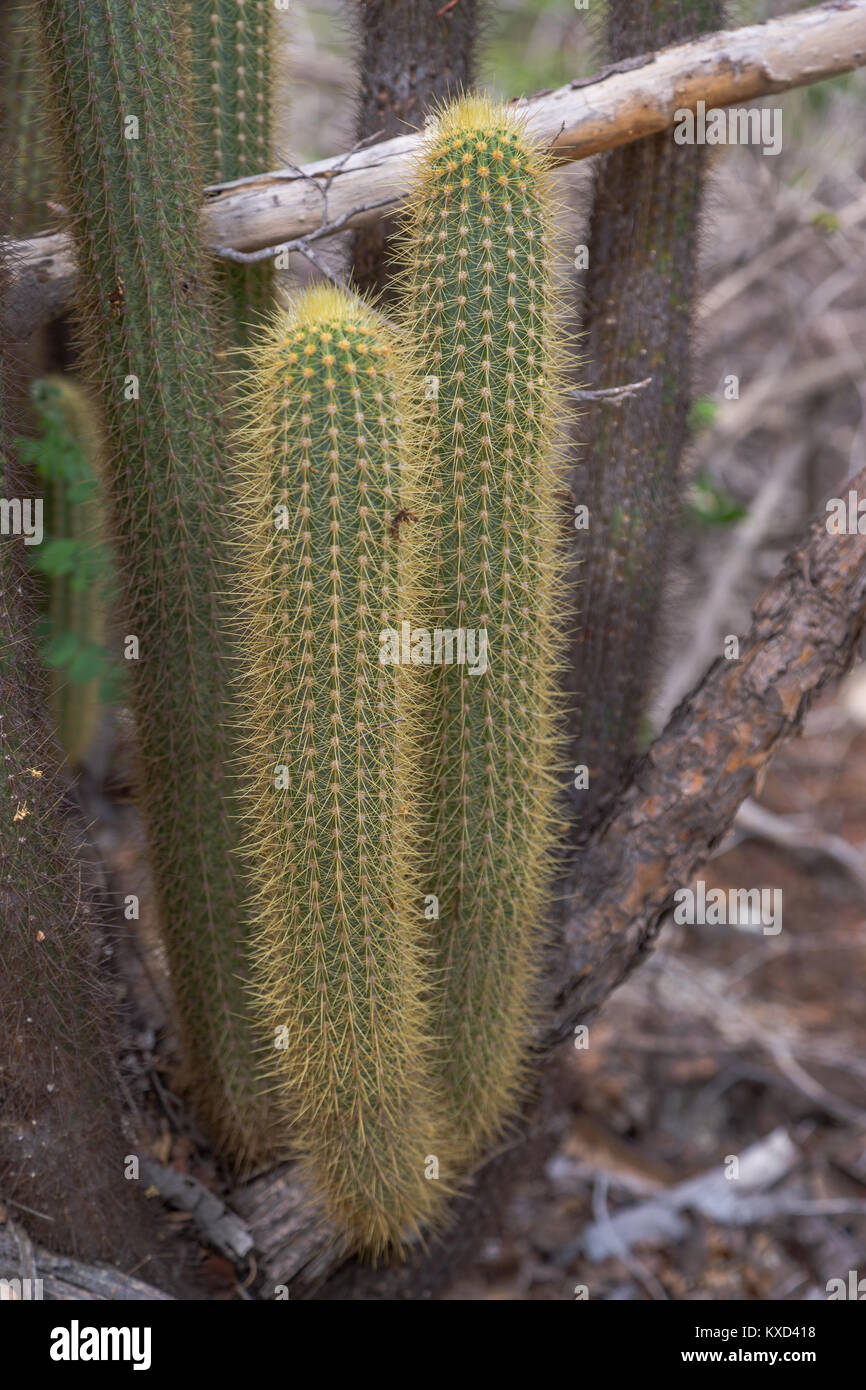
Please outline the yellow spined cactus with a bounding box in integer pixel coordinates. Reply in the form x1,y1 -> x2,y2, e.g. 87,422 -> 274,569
400,95 -> 567,1161
235,284 -> 457,1257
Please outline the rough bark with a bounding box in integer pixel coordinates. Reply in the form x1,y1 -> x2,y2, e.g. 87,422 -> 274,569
351,0 -> 480,296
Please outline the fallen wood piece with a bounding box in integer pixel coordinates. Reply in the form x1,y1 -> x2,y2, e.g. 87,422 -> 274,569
139,1158 -> 253,1266
0,1218 -> 173,1300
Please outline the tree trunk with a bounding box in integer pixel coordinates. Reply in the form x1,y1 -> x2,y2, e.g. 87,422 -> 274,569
351,0 -> 480,297
565,0 -> 725,831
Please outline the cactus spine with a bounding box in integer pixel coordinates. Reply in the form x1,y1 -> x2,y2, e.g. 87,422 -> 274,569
186,0 -> 274,344
566,0 -> 725,827
402,97 -> 564,1160
237,285 -> 454,1255
37,0 -> 270,1165
352,0 -> 481,298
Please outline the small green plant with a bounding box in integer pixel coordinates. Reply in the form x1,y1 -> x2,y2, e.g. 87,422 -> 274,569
686,470 -> 747,527
0,259 -> 151,1268
688,395 -> 720,433
17,376 -> 119,765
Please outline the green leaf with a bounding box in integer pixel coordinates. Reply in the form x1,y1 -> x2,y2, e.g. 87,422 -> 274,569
685,471 -> 747,527
687,396 -> 719,433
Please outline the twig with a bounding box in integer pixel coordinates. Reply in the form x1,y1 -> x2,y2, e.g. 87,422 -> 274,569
733,797 -> 866,896
655,442 -> 809,722
0,1220 -> 172,1300
568,376 -> 652,404
208,197 -> 396,269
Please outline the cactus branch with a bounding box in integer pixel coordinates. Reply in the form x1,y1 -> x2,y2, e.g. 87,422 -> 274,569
402,95 -> 566,1162
351,0 -> 481,296
235,286 -> 456,1254
566,0 -> 726,826
185,0 -> 274,346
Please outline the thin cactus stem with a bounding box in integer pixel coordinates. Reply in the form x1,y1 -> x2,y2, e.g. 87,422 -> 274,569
185,0 -> 274,346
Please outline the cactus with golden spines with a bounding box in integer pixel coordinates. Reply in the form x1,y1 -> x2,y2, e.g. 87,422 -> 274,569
400,96 -> 566,1161
236,284 -> 457,1255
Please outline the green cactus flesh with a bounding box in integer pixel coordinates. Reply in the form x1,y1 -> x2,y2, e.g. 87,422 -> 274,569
402,96 -> 565,1161
2,2 -> 57,234
185,0 -> 274,343
37,0 -> 270,1166
236,284 -> 456,1256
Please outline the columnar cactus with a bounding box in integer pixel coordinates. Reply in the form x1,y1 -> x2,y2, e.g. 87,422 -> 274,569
352,0 -> 481,297
402,96 -> 565,1160
566,0 -> 725,827
236,284 -> 455,1255
185,0 -> 274,342
37,0 -> 270,1165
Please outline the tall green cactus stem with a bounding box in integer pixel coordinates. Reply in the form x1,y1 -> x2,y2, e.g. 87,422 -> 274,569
37,0 -> 271,1166
237,284 -> 455,1255
402,96 -> 565,1161
352,0 -> 481,298
185,0 -> 274,345
566,0 -> 725,829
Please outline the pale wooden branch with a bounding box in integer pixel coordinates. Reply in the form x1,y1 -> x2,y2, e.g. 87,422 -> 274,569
5,1 -> 866,338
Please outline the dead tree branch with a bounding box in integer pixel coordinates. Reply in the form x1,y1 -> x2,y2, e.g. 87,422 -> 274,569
548,470 -> 866,1044
5,1 -> 866,337
0,1217 -> 173,1301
